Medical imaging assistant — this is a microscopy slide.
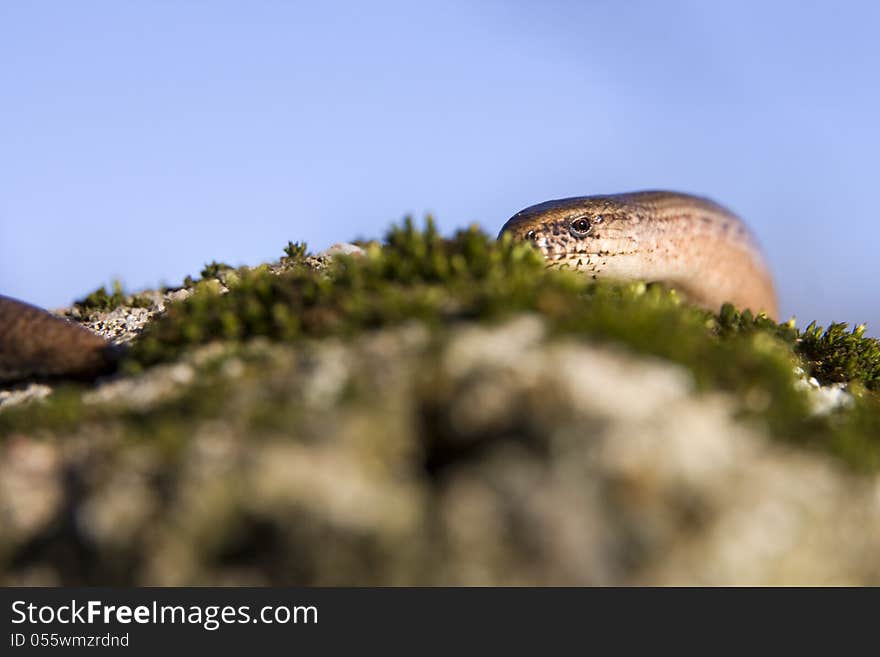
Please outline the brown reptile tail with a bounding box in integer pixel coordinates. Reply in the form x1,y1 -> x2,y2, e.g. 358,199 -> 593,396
0,295 -> 119,383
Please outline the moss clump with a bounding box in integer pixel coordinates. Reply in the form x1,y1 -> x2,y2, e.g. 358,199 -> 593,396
182,260 -> 237,288
714,304 -> 880,393
75,280 -> 128,311
118,218 -> 880,469
75,280 -> 152,311
131,217 -> 569,362
200,261 -> 234,280
798,322 -> 880,391
283,241 -> 308,260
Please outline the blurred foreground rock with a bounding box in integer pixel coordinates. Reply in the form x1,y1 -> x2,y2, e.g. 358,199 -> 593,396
1,316 -> 879,585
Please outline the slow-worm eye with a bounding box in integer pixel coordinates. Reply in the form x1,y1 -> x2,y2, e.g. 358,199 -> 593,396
570,217 -> 592,237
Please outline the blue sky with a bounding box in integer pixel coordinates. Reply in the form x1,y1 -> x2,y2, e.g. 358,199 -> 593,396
2,1 -> 878,334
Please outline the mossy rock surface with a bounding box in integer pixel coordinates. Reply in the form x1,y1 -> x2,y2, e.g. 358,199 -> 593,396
1,220 -> 879,585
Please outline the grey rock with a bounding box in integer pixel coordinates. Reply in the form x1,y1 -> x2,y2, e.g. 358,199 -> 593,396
1,317 -> 879,585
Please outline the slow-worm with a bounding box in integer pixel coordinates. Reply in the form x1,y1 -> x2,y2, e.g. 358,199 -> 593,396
0,190 -> 777,383
499,191 -> 779,319
0,295 -> 118,384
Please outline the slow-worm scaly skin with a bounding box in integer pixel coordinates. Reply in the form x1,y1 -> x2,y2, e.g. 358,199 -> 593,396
0,295 -> 118,384
499,191 -> 779,319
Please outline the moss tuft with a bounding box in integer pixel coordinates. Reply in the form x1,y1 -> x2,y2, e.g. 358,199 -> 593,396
74,280 -> 153,310
283,241 -> 308,260
797,322 -> 880,390
200,261 -> 234,280
75,280 -> 126,311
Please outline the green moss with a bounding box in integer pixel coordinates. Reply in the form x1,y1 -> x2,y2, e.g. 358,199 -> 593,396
0,358 -> 237,450
200,261 -> 234,280
797,322 -> 880,390
713,304 -> 880,392
8,219 -> 880,471
0,386 -> 88,434
119,219 -> 880,468
283,241 -> 308,260
74,280 -> 153,311
131,218 -> 551,363
75,280 -> 128,311
181,260 -> 238,289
